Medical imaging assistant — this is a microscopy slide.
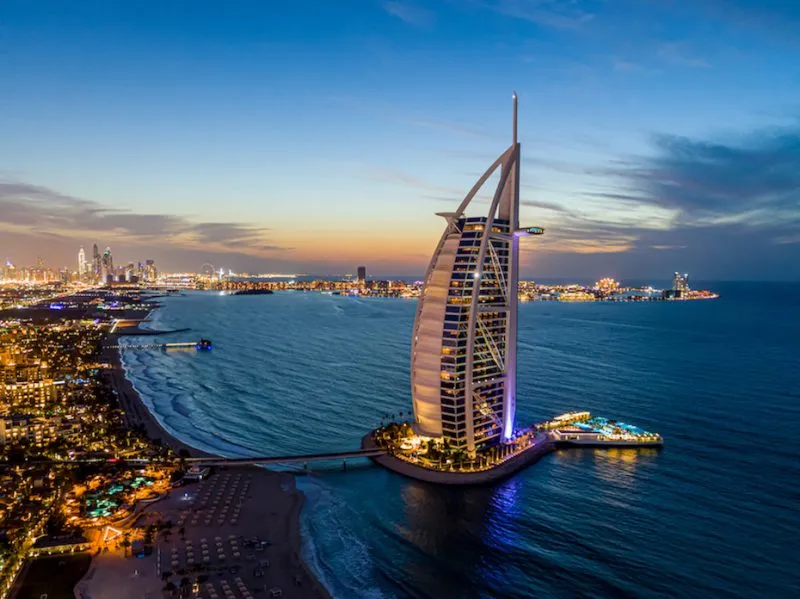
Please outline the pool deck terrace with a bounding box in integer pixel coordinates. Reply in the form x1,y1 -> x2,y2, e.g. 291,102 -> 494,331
363,414 -> 664,485
361,432 -> 555,485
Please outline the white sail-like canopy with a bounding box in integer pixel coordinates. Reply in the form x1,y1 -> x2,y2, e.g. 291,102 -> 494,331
410,94 -> 522,453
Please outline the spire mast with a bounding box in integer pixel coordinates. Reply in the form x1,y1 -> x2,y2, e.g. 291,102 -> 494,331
512,91 -> 518,146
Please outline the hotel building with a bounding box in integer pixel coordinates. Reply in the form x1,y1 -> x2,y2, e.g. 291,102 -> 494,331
0,414 -> 80,447
411,93 -> 540,455
673,272 -> 690,293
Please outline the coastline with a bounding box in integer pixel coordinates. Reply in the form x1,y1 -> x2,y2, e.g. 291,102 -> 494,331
101,321 -> 333,599
103,338 -> 212,458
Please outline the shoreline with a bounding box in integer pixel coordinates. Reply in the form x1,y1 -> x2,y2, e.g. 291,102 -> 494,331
102,337 -> 212,458
102,319 -> 333,599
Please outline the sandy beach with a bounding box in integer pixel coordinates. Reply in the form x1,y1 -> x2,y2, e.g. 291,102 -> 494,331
78,467 -> 331,599
90,334 -> 333,599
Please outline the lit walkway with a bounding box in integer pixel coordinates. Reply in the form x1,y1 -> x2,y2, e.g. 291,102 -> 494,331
184,448 -> 385,467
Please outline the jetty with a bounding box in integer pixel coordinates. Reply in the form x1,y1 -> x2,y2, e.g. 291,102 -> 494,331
106,338 -> 213,351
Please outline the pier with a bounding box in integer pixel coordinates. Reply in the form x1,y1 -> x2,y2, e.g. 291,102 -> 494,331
6,448 -> 385,469
106,338 -> 213,351
185,448 -> 385,467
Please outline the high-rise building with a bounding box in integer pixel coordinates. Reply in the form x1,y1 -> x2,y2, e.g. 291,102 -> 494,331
144,259 -> 157,282
101,246 -> 113,282
410,93 -> 539,455
357,266 -> 367,282
2,260 -> 16,282
596,277 -> 619,296
78,246 -> 86,278
673,272 -> 689,293
92,244 -> 100,278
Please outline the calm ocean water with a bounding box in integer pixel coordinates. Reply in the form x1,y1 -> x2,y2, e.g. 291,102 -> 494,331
120,283 -> 799,598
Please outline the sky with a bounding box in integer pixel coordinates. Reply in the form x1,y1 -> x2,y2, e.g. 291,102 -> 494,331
1,0 -> 799,281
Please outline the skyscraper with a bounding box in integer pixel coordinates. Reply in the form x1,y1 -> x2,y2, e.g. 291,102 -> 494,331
357,266 -> 367,283
410,93 -> 538,456
144,259 -> 157,282
673,272 -> 689,293
92,244 -> 100,278
78,247 -> 86,278
101,247 -> 113,282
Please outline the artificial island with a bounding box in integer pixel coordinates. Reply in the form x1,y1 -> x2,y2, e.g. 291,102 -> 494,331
363,94 -> 663,484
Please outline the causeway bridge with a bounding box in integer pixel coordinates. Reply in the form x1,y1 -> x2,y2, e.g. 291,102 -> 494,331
184,448 -> 385,467
1,448 -> 385,469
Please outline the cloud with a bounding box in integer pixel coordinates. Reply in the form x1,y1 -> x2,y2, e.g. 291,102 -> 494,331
287,117 -> 800,279
520,199 -> 573,214
528,212 -> 644,254
657,42 -> 710,68
382,1 -> 435,27
0,181 -> 287,256
521,121 -> 800,278
475,0 -> 595,29
774,233 -> 800,244
593,127 -> 800,231
495,115 -> 800,281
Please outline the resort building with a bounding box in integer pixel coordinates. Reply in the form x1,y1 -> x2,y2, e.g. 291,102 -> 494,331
0,414 -> 80,446
0,380 -> 60,413
673,272 -> 690,294
411,93 -> 540,455
30,534 -> 92,557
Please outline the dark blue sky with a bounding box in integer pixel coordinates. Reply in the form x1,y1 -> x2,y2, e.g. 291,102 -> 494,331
1,0 -> 799,280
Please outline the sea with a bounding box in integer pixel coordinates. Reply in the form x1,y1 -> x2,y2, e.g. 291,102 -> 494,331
119,282 -> 799,598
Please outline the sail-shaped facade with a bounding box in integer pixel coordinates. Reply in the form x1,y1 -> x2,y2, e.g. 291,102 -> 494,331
411,94 -> 526,455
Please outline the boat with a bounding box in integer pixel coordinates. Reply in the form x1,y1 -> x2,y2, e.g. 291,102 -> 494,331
195,338 -> 213,350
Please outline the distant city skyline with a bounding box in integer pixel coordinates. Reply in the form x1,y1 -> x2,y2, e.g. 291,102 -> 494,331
0,245 -> 787,285
2,1 -> 799,280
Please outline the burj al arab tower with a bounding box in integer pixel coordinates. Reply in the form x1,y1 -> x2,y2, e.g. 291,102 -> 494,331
366,95 -> 659,484
410,93 -> 542,456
